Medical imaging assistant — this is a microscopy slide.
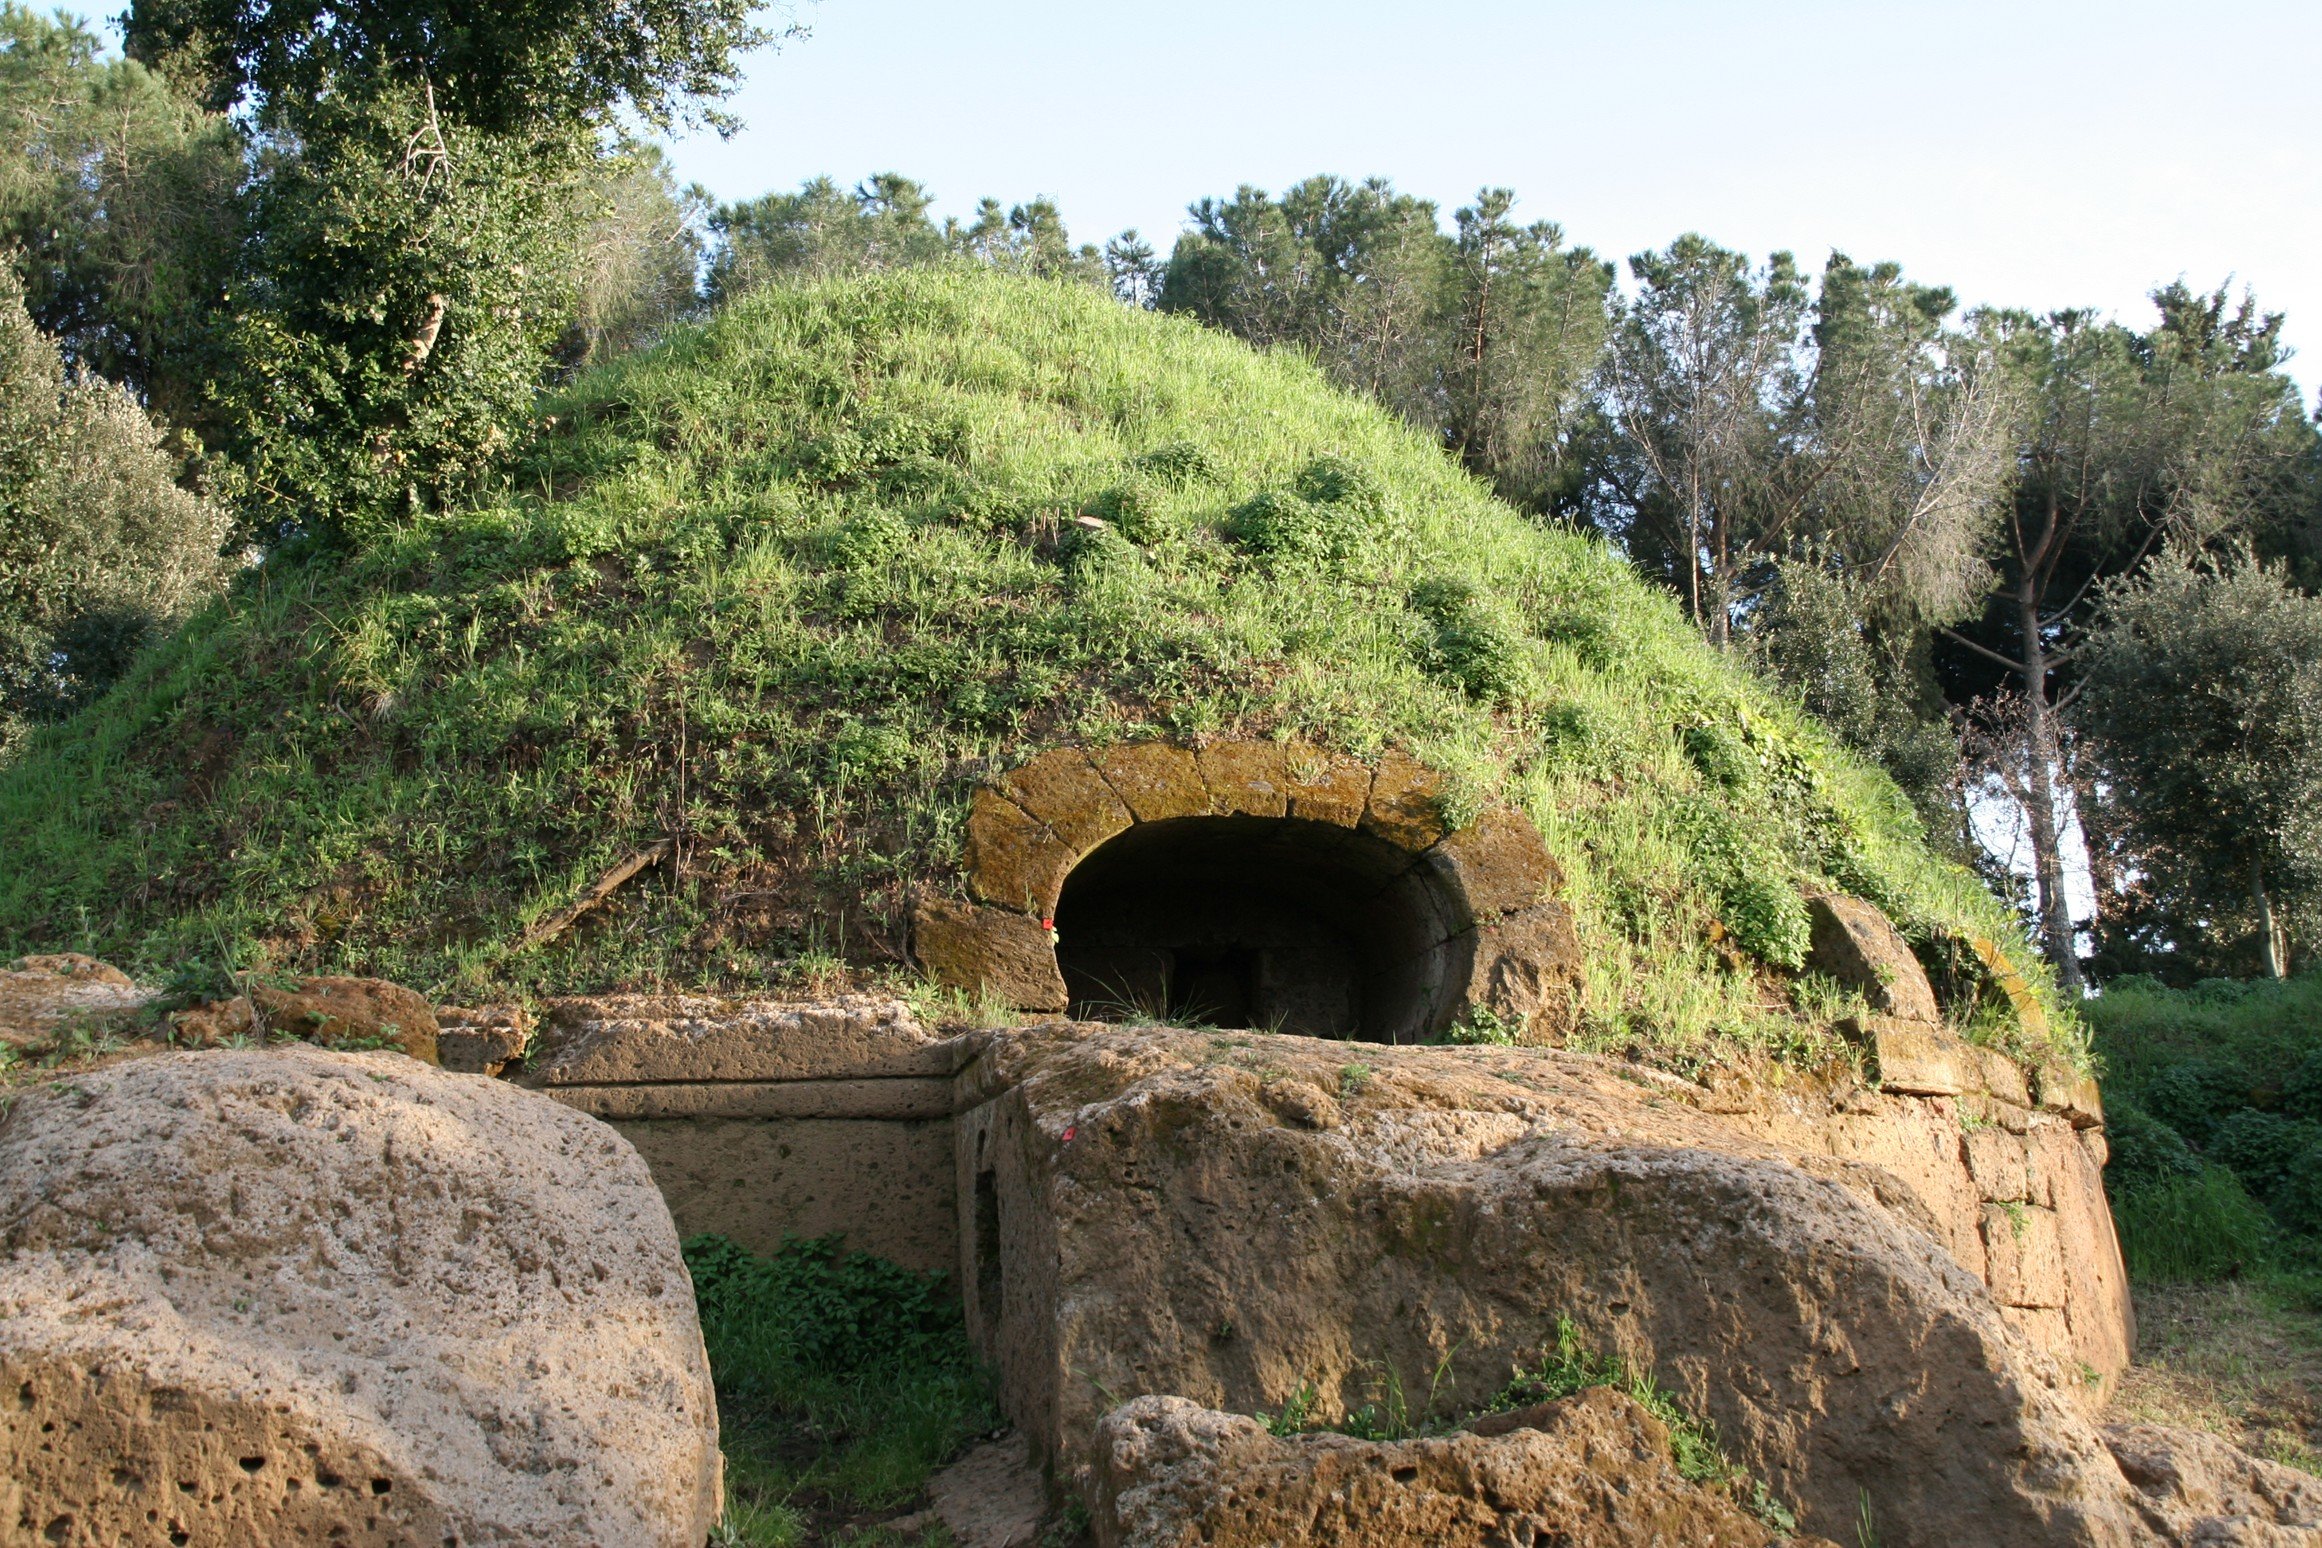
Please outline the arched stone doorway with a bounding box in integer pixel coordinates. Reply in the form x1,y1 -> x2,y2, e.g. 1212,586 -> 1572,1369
912,741 -> 1582,1045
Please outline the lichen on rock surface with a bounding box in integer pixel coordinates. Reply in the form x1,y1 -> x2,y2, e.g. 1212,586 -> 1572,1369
0,1045 -> 718,1547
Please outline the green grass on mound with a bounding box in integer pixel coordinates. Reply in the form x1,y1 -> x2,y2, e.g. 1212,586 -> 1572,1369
0,267 -> 2060,1068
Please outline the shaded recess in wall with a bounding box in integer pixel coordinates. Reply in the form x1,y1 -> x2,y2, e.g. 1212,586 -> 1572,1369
1054,815 -> 1473,1043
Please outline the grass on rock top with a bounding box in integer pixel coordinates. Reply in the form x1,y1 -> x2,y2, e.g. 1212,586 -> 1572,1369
0,266 -> 2064,1069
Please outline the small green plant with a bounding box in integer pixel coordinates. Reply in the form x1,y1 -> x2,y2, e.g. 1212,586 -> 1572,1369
1338,1062 -> 1374,1096
1485,1320 -> 1796,1531
1440,1003 -> 1524,1046
1260,1382 -> 1321,1437
1998,1199 -> 2028,1239
1856,1488 -> 1881,1548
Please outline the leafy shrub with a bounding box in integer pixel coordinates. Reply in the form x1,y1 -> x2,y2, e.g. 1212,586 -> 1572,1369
2208,1109 -> 2322,1196
1224,488 -> 1327,558
1409,575 -> 1531,706
2281,1049 -> 2322,1121
1439,1003 -> 1524,1046
683,1232 -> 966,1382
0,268 -> 231,739
2272,1144 -> 2322,1236
1136,438 -> 1216,488
1721,872 -> 1811,970
1682,723 -> 1755,791
2140,1059 -> 2256,1144
1291,455 -> 1384,519
2112,1166 -> 2275,1282
2102,1103 -> 2202,1191
1085,478 -> 1165,543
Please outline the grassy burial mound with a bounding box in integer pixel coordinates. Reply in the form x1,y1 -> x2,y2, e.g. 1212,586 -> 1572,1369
0,268 -> 2063,1068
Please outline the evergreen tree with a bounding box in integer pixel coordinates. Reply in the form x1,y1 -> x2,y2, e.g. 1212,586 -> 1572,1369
0,266 -> 230,744
2078,547 -> 2322,977
0,4 -> 241,429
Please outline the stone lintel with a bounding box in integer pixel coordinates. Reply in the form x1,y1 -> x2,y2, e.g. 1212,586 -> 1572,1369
529,997 -> 937,1085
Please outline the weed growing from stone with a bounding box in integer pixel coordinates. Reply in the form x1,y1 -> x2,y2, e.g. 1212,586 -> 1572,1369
1260,1318 -> 1799,1534
685,1234 -> 999,1546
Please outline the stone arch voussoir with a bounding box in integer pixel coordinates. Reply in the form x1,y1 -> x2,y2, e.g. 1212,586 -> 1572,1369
911,740 -> 1582,1043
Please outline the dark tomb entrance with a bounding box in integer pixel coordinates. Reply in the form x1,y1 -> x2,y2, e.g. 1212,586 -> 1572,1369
1051,815 -> 1475,1043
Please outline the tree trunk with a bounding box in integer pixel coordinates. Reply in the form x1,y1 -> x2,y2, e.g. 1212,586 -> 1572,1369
2252,855 -> 2287,979
2017,575 -> 2084,993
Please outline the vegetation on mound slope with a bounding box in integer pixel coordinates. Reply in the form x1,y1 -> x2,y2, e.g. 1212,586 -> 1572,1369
0,268 -> 2062,1067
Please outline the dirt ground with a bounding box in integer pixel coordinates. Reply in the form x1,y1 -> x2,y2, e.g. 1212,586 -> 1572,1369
2115,1280 -> 2322,1476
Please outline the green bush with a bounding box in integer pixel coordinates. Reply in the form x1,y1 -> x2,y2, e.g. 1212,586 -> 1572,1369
1408,575 -> 1531,706
1721,872 -> 1811,971
2208,1109 -> 2322,1196
2112,1166 -> 2276,1282
2102,1103 -> 2201,1191
2140,1059 -> 2257,1144
682,1234 -> 998,1543
684,1233 -> 967,1382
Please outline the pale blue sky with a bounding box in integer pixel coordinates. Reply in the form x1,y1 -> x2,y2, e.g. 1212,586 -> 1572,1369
666,0 -> 2322,392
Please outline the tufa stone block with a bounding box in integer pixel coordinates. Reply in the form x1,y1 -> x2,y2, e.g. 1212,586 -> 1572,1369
1842,1016 -> 1964,1097
1093,741 -> 1211,823
2033,1064 -> 2105,1129
964,787 -> 1077,914
999,747 -> 1134,857
1196,739 -> 1290,818
913,894 -> 1068,1011
1467,901 -> 1584,1041
1361,749 -> 1451,851
1980,1202 -> 2067,1309
1279,742 -> 1372,828
250,976 -> 440,1064
1806,894 -> 1942,1023
1423,805 -> 1562,918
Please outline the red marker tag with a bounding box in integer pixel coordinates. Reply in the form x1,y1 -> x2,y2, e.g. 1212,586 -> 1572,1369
1061,1125 -> 1077,1143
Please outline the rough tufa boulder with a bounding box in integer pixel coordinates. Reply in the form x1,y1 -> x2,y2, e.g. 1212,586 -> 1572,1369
1093,1387 -> 1828,1548
951,1024 -> 2301,1547
0,952 -> 155,1053
172,974 -> 442,1063
0,1046 -> 719,1546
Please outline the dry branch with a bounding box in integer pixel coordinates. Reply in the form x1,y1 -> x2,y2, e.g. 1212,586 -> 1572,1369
516,839 -> 673,950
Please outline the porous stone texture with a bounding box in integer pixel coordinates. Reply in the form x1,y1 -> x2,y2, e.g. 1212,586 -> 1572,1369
2103,1421 -> 2322,1546
0,1046 -> 718,1547
1805,893 -> 1942,1023
248,974 -> 441,1063
1465,900 -> 1584,1039
1093,1388 -> 1814,1548
0,952 -> 155,1051
953,1024 -> 2175,1547
434,1003 -> 530,1074
914,895 -> 1070,1012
